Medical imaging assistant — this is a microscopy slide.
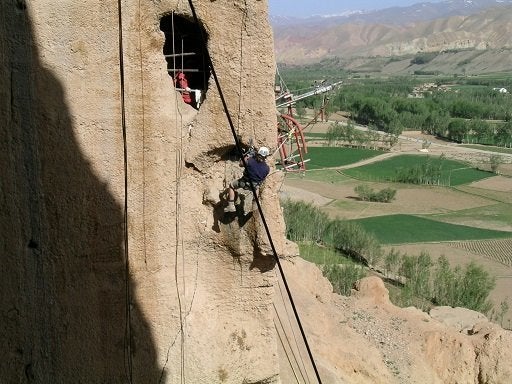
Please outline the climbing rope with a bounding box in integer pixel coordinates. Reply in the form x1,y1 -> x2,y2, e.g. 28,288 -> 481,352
274,274 -> 311,383
172,12 -> 187,381
273,298 -> 310,383
116,0 -> 133,382
186,1 -> 323,383
159,11 -> 207,383
136,0 -> 148,267
236,3 -> 245,136
274,316 -> 303,384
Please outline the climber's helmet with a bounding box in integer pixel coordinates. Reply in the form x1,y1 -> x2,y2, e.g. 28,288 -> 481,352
257,147 -> 270,158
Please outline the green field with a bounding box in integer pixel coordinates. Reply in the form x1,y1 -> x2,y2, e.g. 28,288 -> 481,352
298,242 -> 354,265
428,203 -> 512,228
342,154 -> 493,186
303,147 -> 384,169
350,214 -> 512,245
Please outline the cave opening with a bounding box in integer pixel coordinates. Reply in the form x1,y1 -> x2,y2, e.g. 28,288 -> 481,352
160,13 -> 210,109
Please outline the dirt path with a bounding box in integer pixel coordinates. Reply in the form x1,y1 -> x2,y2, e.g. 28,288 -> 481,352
305,117 -> 512,174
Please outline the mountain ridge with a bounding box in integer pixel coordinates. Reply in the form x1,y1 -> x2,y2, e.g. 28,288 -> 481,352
271,0 -> 512,27
272,1 -> 512,71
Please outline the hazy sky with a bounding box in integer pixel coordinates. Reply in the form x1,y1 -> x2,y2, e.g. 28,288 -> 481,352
268,0 -> 444,17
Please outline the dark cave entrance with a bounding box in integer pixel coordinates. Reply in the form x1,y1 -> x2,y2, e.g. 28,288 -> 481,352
160,13 -> 210,109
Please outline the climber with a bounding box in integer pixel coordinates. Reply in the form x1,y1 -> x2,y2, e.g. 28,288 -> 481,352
174,71 -> 193,106
224,146 -> 270,213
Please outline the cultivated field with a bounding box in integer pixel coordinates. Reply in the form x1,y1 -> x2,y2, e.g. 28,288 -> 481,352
281,120 -> 512,326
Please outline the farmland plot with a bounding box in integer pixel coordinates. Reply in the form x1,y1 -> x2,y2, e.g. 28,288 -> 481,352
449,239 -> 512,267
282,130 -> 512,326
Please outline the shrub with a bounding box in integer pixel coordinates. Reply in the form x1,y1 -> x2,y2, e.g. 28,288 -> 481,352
323,264 -> 367,296
324,220 -> 382,266
375,187 -> 397,202
354,184 -> 372,201
354,185 -> 396,202
281,199 -> 329,242
489,154 -> 503,174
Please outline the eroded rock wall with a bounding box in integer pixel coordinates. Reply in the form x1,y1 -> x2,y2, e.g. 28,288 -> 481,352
275,260 -> 512,384
1,1 -> 285,383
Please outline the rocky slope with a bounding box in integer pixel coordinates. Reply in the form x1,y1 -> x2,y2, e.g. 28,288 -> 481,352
275,257 -> 512,383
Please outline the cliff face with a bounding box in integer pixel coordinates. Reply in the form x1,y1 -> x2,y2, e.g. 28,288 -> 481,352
275,259 -> 512,384
1,0 -> 287,383
2,1 -> 512,384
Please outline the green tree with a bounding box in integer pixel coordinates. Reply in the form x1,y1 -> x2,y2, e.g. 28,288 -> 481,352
447,119 -> 469,143
326,122 -> 344,147
469,119 -> 493,144
356,97 -> 397,131
432,256 -> 455,305
496,122 -> 512,147
281,200 -> 329,242
399,251 -> 432,299
344,120 -> 357,145
490,154 -> 503,174
423,110 -> 449,136
295,104 -> 306,120
432,257 -> 495,314
324,220 -> 382,266
385,248 -> 401,276
450,99 -> 485,119
458,262 -> 495,313
323,264 -> 367,296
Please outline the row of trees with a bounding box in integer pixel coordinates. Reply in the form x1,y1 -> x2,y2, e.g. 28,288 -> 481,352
326,121 -> 398,148
385,250 -> 497,316
287,74 -> 512,147
281,199 -> 503,318
393,155 -> 445,185
282,199 -> 382,266
443,119 -> 512,146
338,90 -> 512,146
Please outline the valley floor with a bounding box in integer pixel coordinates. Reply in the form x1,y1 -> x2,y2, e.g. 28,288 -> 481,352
281,126 -> 512,327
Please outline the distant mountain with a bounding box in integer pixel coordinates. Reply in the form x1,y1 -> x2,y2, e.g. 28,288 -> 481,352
271,0 -> 512,27
272,0 -> 512,68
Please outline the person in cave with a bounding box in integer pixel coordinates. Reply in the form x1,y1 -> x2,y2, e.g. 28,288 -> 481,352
174,71 -> 194,107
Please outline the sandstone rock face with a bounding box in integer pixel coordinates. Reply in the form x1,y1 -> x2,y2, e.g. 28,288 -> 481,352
2,1 -> 512,384
1,1 -> 285,383
275,262 -> 512,384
